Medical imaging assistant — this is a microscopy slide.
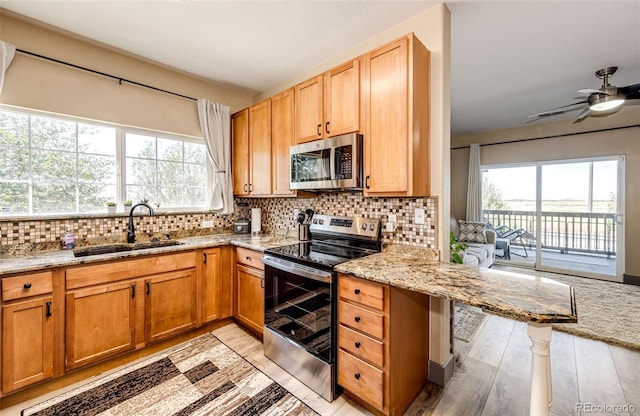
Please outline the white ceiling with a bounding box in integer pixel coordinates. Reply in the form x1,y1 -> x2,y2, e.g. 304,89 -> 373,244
1,1 -> 639,137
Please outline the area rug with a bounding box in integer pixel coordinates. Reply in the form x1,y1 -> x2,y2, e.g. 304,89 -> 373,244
453,305 -> 486,342
22,333 -> 318,416
494,265 -> 640,351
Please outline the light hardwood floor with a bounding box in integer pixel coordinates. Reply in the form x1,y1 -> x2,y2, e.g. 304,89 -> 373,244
3,317 -> 639,416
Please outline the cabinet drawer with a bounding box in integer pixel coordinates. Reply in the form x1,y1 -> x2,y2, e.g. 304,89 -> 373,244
338,349 -> 384,409
66,252 -> 196,289
235,247 -> 264,270
2,271 -> 53,301
338,274 -> 384,311
338,300 -> 384,340
338,324 -> 384,368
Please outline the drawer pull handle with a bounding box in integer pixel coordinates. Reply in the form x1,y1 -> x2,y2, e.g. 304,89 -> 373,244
46,301 -> 52,317
354,372 -> 361,380
131,284 -> 136,298
354,316 -> 361,323
203,252 -> 207,264
24,283 -> 32,289
146,282 -> 151,295
354,288 -> 360,295
317,124 -> 322,137
355,341 -> 361,349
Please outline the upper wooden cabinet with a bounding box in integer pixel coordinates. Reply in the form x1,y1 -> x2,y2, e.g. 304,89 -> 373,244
231,109 -> 250,196
271,88 -> 296,196
295,59 -> 360,143
232,100 -> 272,196
363,33 -> 430,196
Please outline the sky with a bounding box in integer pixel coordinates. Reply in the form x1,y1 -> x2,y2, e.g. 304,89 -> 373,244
483,159 -> 618,201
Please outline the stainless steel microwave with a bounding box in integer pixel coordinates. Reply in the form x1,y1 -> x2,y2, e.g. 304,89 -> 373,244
290,133 -> 363,191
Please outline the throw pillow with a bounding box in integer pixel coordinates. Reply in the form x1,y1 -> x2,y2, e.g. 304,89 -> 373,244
457,220 -> 487,244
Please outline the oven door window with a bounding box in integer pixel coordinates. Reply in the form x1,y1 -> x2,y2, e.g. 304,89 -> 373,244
291,149 -> 331,183
265,265 -> 333,363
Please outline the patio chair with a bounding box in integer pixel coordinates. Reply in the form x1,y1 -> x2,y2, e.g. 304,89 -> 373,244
487,223 -> 536,257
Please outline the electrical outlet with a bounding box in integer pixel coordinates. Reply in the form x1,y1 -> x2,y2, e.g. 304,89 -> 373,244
388,213 -> 397,223
414,208 -> 425,225
201,220 -> 214,228
294,209 -> 300,220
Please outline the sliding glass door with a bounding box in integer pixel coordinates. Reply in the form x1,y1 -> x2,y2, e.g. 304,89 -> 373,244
482,157 -> 624,280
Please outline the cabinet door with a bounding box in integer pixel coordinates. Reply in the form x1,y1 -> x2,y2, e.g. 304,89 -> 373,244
364,37 -> 409,194
201,248 -> 221,323
66,281 -> 136,370
249,99 -> 272,196
145,270 -> 196,343
271,88 -> 296,196
2,297 -> 54,393
295,75 -> 324,143
325,59 -> 360,137
235,264 -> 264,336
232,108 -> 250,196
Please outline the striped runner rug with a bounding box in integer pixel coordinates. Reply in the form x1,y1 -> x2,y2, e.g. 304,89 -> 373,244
22,333 -> 318,416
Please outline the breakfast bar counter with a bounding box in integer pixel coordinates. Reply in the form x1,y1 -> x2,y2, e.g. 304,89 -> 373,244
336,244 -> 577,416
335,244 -> 577,324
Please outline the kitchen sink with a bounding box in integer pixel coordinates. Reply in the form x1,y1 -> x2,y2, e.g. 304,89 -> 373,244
73,240 -> 183,257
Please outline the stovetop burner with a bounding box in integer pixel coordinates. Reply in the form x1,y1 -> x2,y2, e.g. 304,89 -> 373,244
266,241 -> 377,269
265,214 -> 382,269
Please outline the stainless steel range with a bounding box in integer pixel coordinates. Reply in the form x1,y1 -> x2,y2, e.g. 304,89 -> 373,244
262,214 -> 381,402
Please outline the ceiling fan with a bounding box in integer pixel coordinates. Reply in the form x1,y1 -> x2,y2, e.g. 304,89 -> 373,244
527,66 -> 640,123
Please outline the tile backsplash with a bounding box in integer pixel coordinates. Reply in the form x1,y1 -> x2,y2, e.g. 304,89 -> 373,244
0,193 -> 438,252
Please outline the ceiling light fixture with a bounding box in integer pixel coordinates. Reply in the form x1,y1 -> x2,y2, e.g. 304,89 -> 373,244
588,94 -> 625,111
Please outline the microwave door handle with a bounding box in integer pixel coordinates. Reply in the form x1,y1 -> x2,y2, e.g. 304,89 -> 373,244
330,147 -> 337,181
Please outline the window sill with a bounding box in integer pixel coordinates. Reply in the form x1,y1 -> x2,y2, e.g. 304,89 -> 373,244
0,209 -> 218,222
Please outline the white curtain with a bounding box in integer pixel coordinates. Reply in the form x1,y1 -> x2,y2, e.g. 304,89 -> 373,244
0,41 -> 17,94
197,99 -> 233,214
466,143 -> 482,222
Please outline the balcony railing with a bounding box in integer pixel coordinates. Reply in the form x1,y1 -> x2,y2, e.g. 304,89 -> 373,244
482,209 -> 617,257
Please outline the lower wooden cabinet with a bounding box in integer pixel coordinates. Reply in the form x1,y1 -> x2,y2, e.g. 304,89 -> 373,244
234,247 -> 264,336
144,270 -> 197,343
337,273 -> 430,416
1,296 -> 54,393
201,246 -> 233,324
65,280 -> 137,370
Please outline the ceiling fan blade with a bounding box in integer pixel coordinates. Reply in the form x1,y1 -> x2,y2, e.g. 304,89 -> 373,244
527,101 -> 588,119
577,88 -> 608,95
618,83 -> 640,100
573,107 -> 591,123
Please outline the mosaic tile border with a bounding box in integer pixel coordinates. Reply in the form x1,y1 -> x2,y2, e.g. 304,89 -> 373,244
0,194 -> 438,251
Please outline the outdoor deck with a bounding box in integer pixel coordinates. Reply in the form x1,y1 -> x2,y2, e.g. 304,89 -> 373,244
497,245 -> 616,277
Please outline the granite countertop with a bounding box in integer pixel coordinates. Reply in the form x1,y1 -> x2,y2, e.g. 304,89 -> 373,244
1,236 -> 577,325
0,233 -> 300,276
335,245 -> 577,324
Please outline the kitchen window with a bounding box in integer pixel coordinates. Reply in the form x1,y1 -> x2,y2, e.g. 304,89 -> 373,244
0,107 -> 208,216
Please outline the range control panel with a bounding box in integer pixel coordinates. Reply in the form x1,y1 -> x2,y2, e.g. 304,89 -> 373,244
309,214 -> 380,239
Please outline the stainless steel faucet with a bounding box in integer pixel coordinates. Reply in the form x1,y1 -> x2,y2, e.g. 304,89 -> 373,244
127,203 -> 154,243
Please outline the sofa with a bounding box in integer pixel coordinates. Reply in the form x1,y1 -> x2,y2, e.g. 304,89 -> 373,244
450,217 -> 496,268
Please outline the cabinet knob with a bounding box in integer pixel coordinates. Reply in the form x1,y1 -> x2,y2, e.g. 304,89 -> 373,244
354,372 -> 361,380
246,256 -> 251,261
23,283 -> 32,289
354,316 -> 361,323
354,288 -> 360,295
355,341 -> 361,349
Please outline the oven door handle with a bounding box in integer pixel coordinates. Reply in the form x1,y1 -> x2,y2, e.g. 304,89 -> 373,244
262,255 -> 333,283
